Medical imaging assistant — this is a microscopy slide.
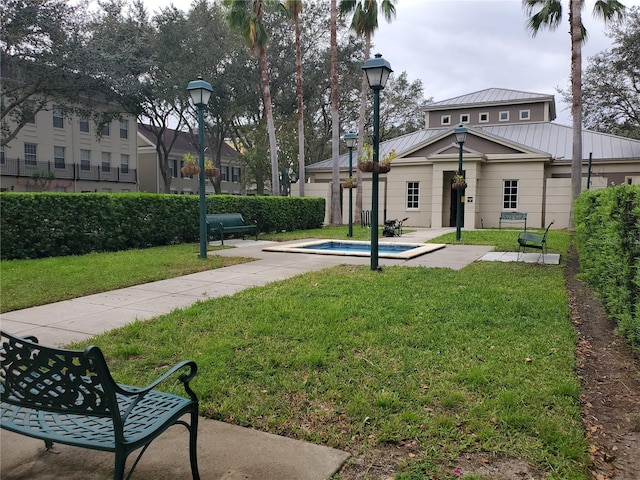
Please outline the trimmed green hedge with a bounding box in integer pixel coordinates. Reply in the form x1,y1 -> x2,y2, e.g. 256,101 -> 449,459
0,193 -> 325,260
574,185 -> 640,347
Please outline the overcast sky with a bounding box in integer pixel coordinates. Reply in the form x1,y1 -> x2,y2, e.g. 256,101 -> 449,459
140,0 -> 640,126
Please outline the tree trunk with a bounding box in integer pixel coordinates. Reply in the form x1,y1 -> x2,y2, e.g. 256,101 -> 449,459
330,0 -> 341,225
260,45 -> 280,196
355,33 -> 372,224
294,9 -> 305,197
569,0 -> 583,231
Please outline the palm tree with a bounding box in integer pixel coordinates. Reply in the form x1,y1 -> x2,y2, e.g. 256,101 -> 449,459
523,0 -> 625,228
339,0 -> 396,223
282,0 -> 306,197
330,0 -> 341,224
225,0 -> 280,196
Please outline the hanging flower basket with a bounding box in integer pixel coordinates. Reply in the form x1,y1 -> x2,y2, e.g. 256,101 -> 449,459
357,161 -> 391,174
205,167 -> 220,178
452,173 -> 466,190
180,164 -> 200,176
342,178 -> 358,188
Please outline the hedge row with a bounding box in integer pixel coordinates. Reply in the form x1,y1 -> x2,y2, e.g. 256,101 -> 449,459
574,185 -> 640,347
0,193 -> 325,260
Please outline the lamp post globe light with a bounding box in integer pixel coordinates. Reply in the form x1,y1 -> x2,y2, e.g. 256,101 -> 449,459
454,124 -> 468,242
342,132 -> 357,237
362,53 -> 392,271
187,76 -> 213,259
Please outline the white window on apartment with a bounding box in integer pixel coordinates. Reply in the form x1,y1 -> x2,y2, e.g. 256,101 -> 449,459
170,159 -> 177,178
80,149 -> 91,170
79,117 -> 90,133
479,112 -> 489,123
499,111 -> 510,122
101,152 -> 111,172
53,107 -> 64,128
24,143 -> 37,166
0,146 -> 5,164
54,146 -> 65,169
221,166 -> 229,181
407,182 -> 419,209
120,154 -> 129,174
119,119 -> 128,139
519,109 -> 530,120
503,180 -> 518,209
460,114 -> 470,124
232,167 -> 241,183
441,115 -> 451,126
101,122 -> 110,136
25,100 -> 36,124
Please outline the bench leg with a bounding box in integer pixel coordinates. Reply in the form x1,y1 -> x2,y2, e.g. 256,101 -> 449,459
189,410 -> 201,480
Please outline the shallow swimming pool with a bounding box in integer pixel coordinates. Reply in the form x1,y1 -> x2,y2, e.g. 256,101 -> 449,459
262,240 -> 445,259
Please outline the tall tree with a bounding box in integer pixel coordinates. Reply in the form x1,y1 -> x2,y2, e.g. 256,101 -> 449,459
339,0 -> 396,223
330,0 -> 341,224
576,6 -> 640,139
281,0 -> 306,196
225,0 -> 280,196
523,0 -> 625,229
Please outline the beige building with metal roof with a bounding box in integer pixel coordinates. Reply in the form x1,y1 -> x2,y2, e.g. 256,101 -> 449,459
305,88 -> 640,230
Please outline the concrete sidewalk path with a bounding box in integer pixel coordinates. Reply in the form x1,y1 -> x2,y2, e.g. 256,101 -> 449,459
1,228 -> 495,480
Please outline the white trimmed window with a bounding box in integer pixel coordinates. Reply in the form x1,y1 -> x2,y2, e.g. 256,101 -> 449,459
503,180 -> 518,209
24,143 -> 37,166
460,114 -> 470,124
119,119 -> 129,139
499,111 -> 509,122
80,149 -> 91,170
54,146 -> 65,169
441,115 -> 451,126
101,122 -> 110,136
221,166 -> 229,181
79,117 -> 90,133
101,152 -> 111,172
519,109 -> 530,120
479,112 -> 489,123
53,107 -> 64,128
407,182 -> 419,209
170,159 -> 177,178
120,154 -> 129,174
232,167 -> 241,182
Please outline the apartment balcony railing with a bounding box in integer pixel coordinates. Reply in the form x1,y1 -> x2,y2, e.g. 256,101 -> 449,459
0,157 -> 137,184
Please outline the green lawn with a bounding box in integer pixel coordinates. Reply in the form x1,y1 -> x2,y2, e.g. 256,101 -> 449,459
2,228 -> 584,479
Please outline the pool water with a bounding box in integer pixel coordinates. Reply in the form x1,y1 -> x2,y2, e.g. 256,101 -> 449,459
262,240 -> 445,259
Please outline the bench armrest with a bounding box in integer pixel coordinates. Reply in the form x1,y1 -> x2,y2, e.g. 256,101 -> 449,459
116,360 -> 198,401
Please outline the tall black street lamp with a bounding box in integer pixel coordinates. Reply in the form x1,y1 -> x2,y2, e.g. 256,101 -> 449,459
187,76 -> 213,259
454,124 -> 468,241
362,53 -> 392,271
342,132 -> 357,237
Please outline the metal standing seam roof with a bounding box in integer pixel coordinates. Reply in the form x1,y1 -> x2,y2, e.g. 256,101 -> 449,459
422,88 -> 554,109
306,122 -> 640,171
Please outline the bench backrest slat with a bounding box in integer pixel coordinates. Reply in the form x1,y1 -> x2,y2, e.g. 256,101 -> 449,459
206,213 -> 247,228
1,331 -> 118,419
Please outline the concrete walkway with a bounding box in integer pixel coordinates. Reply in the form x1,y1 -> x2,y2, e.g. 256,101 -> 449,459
1,228 -> 497,480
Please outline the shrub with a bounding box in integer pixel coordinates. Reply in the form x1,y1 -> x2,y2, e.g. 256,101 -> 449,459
574,185 -> 640,347
0,193 -> 324,260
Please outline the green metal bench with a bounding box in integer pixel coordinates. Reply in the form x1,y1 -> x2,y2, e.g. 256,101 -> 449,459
500,211 -> 527,229
0,330 -> 200,480
206,213 -> 258,246
517,220 -> 555,258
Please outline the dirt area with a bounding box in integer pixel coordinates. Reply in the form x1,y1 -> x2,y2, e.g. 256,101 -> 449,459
339,249 -> 640,479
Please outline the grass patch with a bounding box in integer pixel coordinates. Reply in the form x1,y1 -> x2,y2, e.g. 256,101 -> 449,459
430,228 -> 571,254
0,243 -> 253,312
261,225 -> 388,242
75,257 -> 586,479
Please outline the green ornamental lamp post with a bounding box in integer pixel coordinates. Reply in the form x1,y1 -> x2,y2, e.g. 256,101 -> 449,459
454,124 -> 468,242
342,132 -> 357,237
362,53 -> 392,271
187,76 -> 213,259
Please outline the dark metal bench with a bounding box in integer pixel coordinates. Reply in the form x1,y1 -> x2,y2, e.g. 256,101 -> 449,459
517,220 -> 555,258
206,213 -> 258,246
0,330 -> 200,480
500,212 -> 527,230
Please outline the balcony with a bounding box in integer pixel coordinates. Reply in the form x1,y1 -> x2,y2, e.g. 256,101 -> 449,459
0,157 -> 137,184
